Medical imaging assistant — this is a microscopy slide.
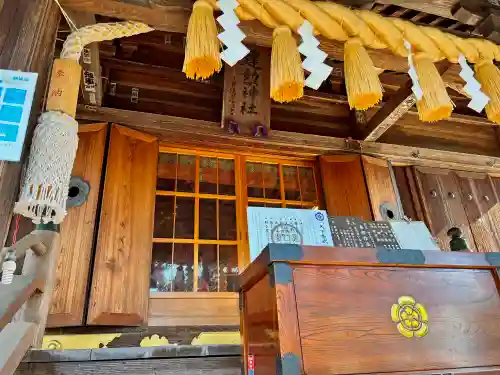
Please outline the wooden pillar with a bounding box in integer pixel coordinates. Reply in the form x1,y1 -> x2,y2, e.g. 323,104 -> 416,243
0,0 -> 60,246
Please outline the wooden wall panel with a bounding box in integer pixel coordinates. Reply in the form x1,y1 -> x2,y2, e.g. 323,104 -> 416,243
47,123 -> 107,327
455,172 -> 500,252
319,155 -> 372,220
361,156 -> 400,221
0,0 -> 59,247
414,167 -> 476,251
87,125 -> 158,325
393,166 -> 425,221
148,295 -> 239,326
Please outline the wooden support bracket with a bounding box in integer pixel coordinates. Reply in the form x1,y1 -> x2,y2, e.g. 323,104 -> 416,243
358,83 -> 416,142
359,62 -> 452,142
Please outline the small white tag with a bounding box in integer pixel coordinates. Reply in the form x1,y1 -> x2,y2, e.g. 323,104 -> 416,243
458,54 -> 490,113
468,91 -> 490,112
221,43 -> 250,66
218,28 -> 246,46
305,65 -> 333,90
217,12 -> 240,28
216,1 -> 248,67
298,20 -> 314,38
404,39 -> 423,101
217,0 -> 239,11
297,20 -> 331,90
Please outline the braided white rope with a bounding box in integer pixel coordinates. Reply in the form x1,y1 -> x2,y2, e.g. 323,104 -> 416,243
15,21 -> 152,224
15,112 -> 78,224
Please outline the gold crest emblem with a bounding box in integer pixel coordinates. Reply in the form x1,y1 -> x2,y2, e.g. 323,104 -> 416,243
391,296 -> 429,338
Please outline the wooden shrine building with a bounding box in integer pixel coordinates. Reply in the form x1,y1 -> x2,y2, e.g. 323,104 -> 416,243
4,0 -> 500,374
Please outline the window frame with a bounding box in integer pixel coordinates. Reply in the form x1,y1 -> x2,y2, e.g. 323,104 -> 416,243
151,145 -> 323,298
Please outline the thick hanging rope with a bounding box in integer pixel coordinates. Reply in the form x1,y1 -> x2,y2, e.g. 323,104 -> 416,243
184,0 -> 500,123
15,21 -> 153,224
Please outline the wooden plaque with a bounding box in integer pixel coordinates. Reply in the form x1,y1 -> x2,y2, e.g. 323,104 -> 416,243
222,48 -> 271,136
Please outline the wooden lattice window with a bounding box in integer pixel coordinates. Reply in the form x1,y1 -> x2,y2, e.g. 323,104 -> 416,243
245,159 -> 320,209
150,148 -> 322,295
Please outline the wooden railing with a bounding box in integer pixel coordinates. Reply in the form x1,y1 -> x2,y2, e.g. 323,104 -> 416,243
0,230 -> 60,375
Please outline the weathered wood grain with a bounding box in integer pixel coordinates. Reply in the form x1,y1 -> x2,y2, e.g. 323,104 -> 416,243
294,266 -> 500,374
244,274 -> 278,375
15,231 -> 61,347
414,167 -> 477,251
87,125 -> 158,325
148,295 -> 239,326
360,83 -> 416,142
320,155 -> 373,220
362,156 -> 400,220
0,0 -> 59,248
222,48 -> 270,135
16,356 -> 241,375
455,173 -> 500,252
47,124 -> 107,327
0,276 -> 42,330
0,322 -> 36,375
76,106 -> 500,173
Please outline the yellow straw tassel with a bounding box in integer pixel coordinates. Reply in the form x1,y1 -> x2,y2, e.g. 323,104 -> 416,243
183,0 -> 222,80
475,59 -> 500,124
270,26 -> 304,103
414,53 -> 453,122
344,38 -> 383,110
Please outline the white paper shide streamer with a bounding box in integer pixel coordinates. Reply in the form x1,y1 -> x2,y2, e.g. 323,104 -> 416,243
404,40 -> 423,101
298,21 -> 332,90
217,0 -> 249,66
458,54 -> 490,113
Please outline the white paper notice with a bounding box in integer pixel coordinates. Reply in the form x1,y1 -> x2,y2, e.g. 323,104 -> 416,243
247,207 -> 333,263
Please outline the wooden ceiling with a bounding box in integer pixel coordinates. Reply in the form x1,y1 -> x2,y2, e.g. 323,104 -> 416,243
57,0 -> 500,159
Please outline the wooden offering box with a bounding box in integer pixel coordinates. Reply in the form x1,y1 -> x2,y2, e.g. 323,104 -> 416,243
238,244 -> 500,375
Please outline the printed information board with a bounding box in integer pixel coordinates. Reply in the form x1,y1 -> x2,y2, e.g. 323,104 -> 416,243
247,207 -> 333,262
0,70 -> 38,161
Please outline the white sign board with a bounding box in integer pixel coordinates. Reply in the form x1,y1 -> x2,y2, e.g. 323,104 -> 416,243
0,70 -> 38,161
389,221 -> 440,251
247,207 -> 333,262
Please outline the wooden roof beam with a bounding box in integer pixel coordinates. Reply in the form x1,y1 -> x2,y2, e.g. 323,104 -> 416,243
359,62 -> 452,142
66,10 -> 103,106
359,82 -> 416,142
76,105 -> 500,173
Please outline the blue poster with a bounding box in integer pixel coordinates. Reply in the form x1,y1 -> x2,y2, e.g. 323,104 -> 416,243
0,70 -> 38,161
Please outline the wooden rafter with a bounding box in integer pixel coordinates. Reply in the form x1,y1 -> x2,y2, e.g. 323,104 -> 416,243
359,83 -> 416,142
359,62 -> 452,142
377,0 -> 477,24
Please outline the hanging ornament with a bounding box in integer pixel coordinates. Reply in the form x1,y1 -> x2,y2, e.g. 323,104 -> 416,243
183,0 -> 222,79
297,20 -> 332,90
404,40 -> 423,101
270,26 -> 304,102
217,0 -> 250,66
458,54 -> 489,113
